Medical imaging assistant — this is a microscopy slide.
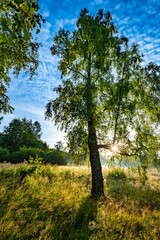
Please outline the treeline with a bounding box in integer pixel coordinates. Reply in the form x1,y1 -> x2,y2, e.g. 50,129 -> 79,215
0,118 -> 67,165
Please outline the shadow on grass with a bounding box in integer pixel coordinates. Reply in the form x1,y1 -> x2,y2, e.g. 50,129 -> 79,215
63,196 -> 98,240
107,179 -> 160,209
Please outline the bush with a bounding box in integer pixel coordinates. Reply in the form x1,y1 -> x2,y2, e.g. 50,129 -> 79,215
28,155 -> 43,173
45,150 -> 67,165
0,147 -> 10,162
11,146 -> 45,163
107,168 -> 127,182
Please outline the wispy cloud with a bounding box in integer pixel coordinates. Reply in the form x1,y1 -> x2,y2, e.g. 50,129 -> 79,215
114,4 -> 121,10
95,0 -> 102,4
15,105 -> 45,118
54,18 -> 77,32
1,0 -> 160,147
42,10 -> 50,17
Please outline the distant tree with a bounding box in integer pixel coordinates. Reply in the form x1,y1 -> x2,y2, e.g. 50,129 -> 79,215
0,133 -> 3,145
0,147 -> 10,162
1,118 -> 47,151
46,9 -> 160,196
54,141 -> 64,151
45,150 -> 67,165
0,0 -> 45,115
11,146 -> 45,163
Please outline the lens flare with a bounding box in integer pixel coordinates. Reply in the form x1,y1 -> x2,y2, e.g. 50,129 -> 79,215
111,145 -> 119,152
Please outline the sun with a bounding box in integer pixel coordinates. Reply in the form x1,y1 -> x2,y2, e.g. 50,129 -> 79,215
111,145 -> 119,152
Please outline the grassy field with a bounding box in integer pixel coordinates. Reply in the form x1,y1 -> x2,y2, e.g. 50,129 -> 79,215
0,163 -> 160,240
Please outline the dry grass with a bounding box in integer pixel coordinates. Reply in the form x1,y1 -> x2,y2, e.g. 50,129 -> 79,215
0,163 -> 160,239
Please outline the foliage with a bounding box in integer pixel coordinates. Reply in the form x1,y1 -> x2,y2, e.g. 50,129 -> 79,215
54,141 -> 65,151
41,165 -> 55,182
0,133 -> 4,145
28,154 -> 43,173
11,146 -> 45,163
45,150 -> 67,165
0,147 -> 10,162
6,146 -> 67,165
107,167 -> 127,181
0,165 -> 160,239
0,118 -> 68,165
45,9 -> 160,195
1,118 -> 48,152
106,167 -> 127,188
0,0 -> 45,115
152,152 -> 160,169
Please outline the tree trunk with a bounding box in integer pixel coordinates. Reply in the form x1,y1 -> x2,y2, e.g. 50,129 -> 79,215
88,121 -> 104,197
86,52 -> 104,197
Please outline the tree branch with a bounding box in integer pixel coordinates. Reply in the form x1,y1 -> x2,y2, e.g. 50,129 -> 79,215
97,143 -> 137,156
67,65 -> 88,79
118,158 -> 123,166
119,151 -> 136,156
97,144 -> 110,150
97,142 -> 159,157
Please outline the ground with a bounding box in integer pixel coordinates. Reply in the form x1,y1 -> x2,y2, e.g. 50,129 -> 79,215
0,163 -> 160,239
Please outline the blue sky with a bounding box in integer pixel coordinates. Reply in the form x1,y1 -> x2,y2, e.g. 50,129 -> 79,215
1,0 -> 160,147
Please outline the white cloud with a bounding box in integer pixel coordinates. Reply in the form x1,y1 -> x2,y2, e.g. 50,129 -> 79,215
112,15 -> 120,22
3,0 -> 160,148
55,19 -> 64,29
11,104 -> 45,118
119,17 -> 130,25
114,4 -> 121,10
94,0 -> 102,4
39,28 -> 50,39
153,39 -> 160,43
42,11 -> 50,17
25,107 -> 44,118
142,43 -> 154,51
137,40 -> 145,46
54,18 -> 77,32
45,22 -> 52,29
144,37 -> 154,42
64,18 -> 77,25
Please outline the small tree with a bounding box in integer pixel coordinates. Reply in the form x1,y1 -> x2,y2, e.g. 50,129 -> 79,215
54,141 -> 64,151
46,9 -> 160,196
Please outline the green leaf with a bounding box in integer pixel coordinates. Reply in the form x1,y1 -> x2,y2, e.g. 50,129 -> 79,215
0,33 -> 7,42
36,28 -> 40,34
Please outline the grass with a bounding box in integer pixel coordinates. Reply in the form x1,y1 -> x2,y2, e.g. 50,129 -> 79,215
0,163 -> 160,239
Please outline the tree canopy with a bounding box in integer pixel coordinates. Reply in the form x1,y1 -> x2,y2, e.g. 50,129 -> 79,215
0,0 -> 45,115
46,9 -> 160,196
0,118 -> 48,151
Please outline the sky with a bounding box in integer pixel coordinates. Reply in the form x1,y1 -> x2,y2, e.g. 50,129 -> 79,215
1,0 -> 160,148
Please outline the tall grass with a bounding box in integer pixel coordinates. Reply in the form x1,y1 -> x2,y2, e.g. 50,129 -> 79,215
0,164 -> 160,239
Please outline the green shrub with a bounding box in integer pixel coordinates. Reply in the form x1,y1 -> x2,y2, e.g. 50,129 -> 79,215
0,147 -> 10,162
10,147 -> 67,165
107,168 -> 127,182
45,150 -> 67,165
11,146 -> 45,163
15,164 -> 28,176
28,155 -> 43,173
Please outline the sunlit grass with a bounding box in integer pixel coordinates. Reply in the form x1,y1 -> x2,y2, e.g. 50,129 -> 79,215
0,163 -> 160,239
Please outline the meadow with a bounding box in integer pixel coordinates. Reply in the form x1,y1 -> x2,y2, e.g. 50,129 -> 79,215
0,163 -> 160,240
